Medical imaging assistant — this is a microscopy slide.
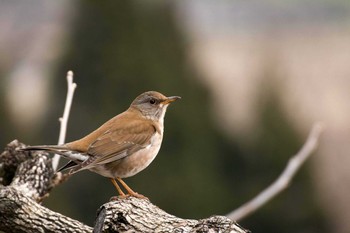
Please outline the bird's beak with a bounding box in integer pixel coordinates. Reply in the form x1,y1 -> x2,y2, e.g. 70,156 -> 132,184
162,96 -> 181,105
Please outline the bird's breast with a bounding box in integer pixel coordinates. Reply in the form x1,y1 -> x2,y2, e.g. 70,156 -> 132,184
93,131 -> 164,178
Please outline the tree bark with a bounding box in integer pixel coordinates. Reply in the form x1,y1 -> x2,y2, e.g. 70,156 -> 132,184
0,186 -> 92,233
0,140 -> 249,233
94,197 -> 248,233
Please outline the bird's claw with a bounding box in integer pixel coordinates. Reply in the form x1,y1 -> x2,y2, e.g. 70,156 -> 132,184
109,193 -> 148,201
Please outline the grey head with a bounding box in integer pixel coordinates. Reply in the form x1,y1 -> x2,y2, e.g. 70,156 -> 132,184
130,91 -> 181,121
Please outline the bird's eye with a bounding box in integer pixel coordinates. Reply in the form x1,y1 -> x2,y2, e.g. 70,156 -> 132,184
149,98 -> 156,105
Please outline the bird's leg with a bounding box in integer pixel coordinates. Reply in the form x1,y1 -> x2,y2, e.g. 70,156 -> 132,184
116,177 -> 148,199
110,178 -> 126,196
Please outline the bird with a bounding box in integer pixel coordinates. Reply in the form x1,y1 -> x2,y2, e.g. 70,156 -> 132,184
22,91 -> 180,198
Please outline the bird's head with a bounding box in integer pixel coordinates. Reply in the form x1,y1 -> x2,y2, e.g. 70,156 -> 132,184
130,91 -> 181,121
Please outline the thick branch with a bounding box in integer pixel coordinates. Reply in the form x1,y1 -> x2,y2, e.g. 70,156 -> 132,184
0,186 -> 92,233
0,140 -> 249,233
0,140 -> 90,233
94,197 -> 249,233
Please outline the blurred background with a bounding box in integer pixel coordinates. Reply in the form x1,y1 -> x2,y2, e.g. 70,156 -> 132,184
1,1 -> 350,232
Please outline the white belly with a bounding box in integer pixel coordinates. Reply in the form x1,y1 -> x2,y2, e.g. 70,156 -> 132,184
90,132 -> 163,178
116,142 -> 161,178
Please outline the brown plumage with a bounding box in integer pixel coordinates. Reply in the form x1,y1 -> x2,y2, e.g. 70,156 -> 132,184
23,91 -> 180,198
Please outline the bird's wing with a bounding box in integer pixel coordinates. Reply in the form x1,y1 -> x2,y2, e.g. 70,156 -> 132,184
86,120 -> 156,166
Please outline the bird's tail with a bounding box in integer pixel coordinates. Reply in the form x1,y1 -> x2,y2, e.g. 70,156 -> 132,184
22,145 -> 67,152
21,145 -> 88,163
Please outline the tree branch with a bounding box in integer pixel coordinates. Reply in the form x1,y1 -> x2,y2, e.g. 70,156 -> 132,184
94,196 -> 248,233
52,70 -> 77,171
0,140 -> 249,233
226,122 -> 324,221
0,140 -> 89,233
0,186 -> 92,233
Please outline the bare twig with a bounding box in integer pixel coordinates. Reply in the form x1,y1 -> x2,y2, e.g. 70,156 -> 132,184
52,71 -> 77,171
227,122 -> 324,221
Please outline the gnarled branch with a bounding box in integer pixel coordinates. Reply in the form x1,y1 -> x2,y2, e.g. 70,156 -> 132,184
0,140 -> 248,233
94,197 -> 248,233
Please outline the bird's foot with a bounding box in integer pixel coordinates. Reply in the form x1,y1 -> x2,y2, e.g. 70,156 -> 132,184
129,192 -> 149,200
109,195 -> 124,201
109,193 -> 148,201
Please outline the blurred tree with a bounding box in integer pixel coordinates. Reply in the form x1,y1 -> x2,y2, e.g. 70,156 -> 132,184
0,0 -> 329,232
